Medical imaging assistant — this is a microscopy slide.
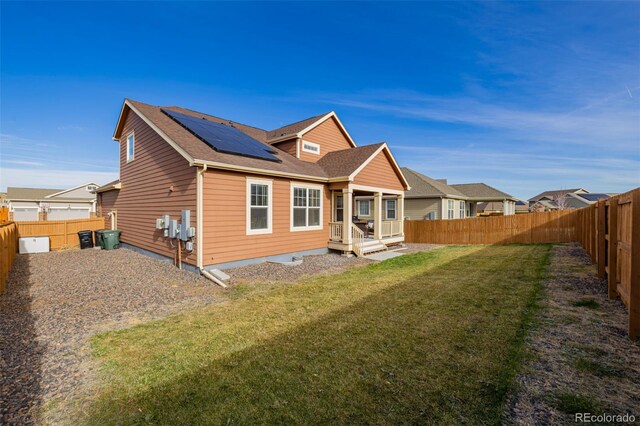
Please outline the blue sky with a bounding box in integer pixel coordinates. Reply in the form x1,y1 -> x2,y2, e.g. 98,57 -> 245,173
1,1 -> 639,200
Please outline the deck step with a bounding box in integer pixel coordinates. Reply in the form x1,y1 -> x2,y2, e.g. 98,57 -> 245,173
361,243 -> 387,255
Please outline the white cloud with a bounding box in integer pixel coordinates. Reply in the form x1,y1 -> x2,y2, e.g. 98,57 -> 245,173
0,168 -> 118,192
3,160 -> 45,166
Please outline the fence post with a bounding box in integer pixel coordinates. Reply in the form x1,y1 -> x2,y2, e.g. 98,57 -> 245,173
608,198 -> 618,299
629,190 -> 640,340
597,200 -> 606,278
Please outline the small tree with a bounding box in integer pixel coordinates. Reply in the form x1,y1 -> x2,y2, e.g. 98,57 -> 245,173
552,193 -> 571,210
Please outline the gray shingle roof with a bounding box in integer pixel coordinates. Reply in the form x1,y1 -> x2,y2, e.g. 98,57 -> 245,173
528,188 -> 587,202
450,183 -> 513,200
6,187 -> 95,201
401,168 -> 467,198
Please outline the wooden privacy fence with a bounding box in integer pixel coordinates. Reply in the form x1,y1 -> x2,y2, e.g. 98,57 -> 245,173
0,222 -> 18,295
405,210 -> 577,245
404,187 -> 640,340
16,217 -> 106,250
575,188 -> 640,340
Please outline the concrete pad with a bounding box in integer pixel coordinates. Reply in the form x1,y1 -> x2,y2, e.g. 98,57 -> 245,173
364,251 -> 405,262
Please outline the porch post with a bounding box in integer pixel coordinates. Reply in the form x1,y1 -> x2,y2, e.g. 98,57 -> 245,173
398,193 -> 405,236
374,192 -> 383,240
343,186 -> 353,246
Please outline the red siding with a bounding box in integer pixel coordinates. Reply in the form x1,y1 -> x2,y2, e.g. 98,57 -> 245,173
100,109 -> 198,265
300,117 -> 353,162
353,150 -> 405,191
202,169 -> 331,265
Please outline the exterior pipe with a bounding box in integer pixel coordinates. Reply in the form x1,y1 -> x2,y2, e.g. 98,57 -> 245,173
200,268 -> 228,288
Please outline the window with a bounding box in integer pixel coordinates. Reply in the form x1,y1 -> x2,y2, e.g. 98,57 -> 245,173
246,179 -> 272,235
459,201 -> 465,218
447,200 -> 454,219
358,199 -> 370,217
425,211 -> 436,220
335,194 -> 344,222
291,184 -> 323,231
126,133 -> 135,162
302,140 -> 320,155
86,185 -> 97,192
385,199 -> 397,220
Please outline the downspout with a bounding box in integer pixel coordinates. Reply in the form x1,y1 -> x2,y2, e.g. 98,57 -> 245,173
196,163 -> 227,288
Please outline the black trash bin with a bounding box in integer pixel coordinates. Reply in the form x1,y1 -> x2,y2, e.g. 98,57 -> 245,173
94,229 -> 106,249
78,230 -> 94,249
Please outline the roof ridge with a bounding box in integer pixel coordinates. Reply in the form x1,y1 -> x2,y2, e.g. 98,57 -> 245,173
162,105 -> 269,133
269,111 -> 332,132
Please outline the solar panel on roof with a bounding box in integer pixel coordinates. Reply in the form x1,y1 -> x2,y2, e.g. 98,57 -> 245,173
161,109 -> 280,162
580,193 -> 609,202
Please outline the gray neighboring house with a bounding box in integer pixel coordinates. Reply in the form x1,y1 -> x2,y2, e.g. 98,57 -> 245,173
401,167 -> 517,220
528,189 -> 613,211
477,200 -> 530,215
6,183 -> 99,221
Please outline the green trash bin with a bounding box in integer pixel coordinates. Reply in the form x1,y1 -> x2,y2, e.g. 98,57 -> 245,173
102,230 -> 121,250
94,229 -> 107,249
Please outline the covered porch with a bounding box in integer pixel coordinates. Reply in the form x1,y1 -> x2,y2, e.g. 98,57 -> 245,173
328,184 -> 405,257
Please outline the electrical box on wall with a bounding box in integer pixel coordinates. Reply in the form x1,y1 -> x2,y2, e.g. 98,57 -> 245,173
180,210 -> 191,241
169,219 -> 178,239
155,218 -> 164,230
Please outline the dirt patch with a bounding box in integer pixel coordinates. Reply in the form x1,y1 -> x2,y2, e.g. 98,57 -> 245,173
225,252 -> 372,284
0,248 -> 225,425
505,243 -> 640,424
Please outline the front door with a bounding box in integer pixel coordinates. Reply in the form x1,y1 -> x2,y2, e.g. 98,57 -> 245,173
334,194 -> 344,222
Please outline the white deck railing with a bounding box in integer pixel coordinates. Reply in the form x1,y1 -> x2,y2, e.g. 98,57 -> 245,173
329,222 -> 343,242
351,224 -> 365,257
381,220 -> 403,238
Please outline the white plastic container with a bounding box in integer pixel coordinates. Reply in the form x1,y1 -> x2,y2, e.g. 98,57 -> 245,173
19,236 -> 50,254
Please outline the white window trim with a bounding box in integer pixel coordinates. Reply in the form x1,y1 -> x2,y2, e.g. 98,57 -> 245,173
301,140 -> 320,155
290,182 -> 324,232
246,178 -> 273,235
358,199 -> 371,217
384,199 -> 397,220
459,201 -> 465,218
125,131 -> 135,162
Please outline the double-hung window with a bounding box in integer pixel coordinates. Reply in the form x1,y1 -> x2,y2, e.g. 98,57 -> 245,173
126,133 -> 135,162
447,200 -> 454,219
459,201 -> 465,218
335,194 -> 344,222
246,179 -> 272,235
358,199 -> 370,217
291,184 -> 323,231
385,199 -> 397,220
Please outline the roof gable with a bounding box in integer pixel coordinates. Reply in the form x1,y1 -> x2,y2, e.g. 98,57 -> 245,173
450,183 -> 514,200
401,168 -> 466,198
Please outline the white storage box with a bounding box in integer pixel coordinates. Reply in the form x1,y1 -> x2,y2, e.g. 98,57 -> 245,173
19,236 -> 50,254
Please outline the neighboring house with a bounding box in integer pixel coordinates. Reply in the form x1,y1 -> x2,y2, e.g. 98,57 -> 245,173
477,200 -> 530,215
0,192 -> 7,206
401,167 -> 517,220
6,183 -> 99,221
527,188 -> 587,210
528,189 -> 613,211
96,99 -> 410,272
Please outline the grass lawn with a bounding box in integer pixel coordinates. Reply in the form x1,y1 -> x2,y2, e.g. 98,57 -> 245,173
85,244 -> 551,425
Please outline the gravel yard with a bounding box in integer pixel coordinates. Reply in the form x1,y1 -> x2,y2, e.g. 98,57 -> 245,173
0,249 -> 224,425
0,243 -> 441,424
224,244 -> 442,284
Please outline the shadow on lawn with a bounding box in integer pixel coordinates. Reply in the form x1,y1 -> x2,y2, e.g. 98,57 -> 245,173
0,254 -> 44,424
86,245 -> 552,425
